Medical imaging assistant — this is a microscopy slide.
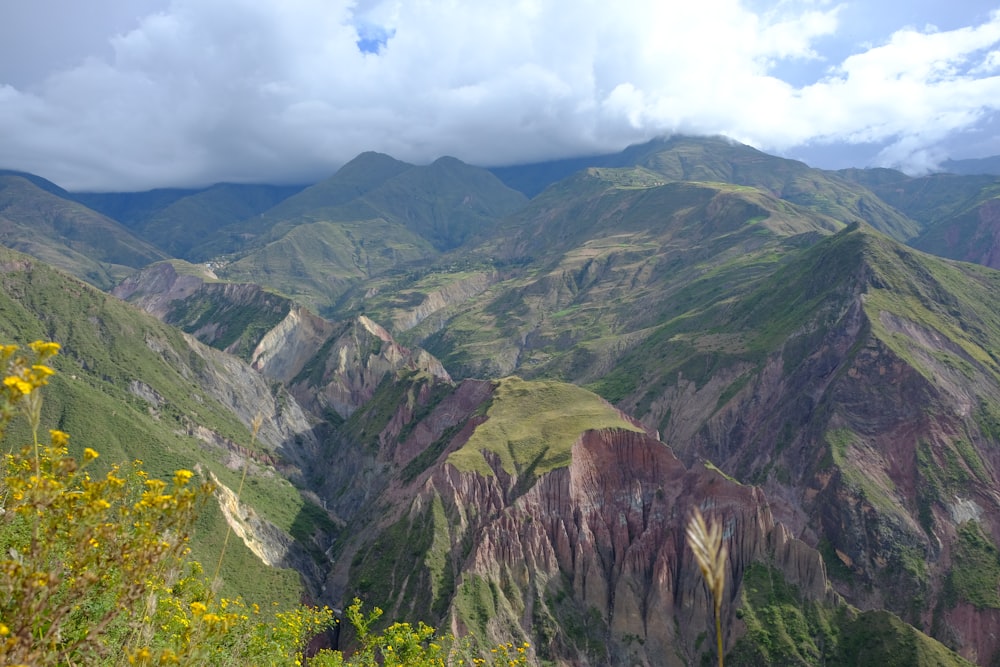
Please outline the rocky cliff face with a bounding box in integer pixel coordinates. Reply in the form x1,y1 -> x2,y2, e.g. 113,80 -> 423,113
427,427 -> 834,665
113,261 -> 293,360
270,314 -> 451,419
322,375 -> 877,666
210,471 -> 328,598
613,230 -> 1000,663
112,261 -> 214,318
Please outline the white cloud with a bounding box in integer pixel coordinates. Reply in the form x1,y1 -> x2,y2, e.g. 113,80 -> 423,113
0,0 -> 998,189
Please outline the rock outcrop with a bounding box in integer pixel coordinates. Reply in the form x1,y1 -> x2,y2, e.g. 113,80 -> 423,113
324,376 -> 884,666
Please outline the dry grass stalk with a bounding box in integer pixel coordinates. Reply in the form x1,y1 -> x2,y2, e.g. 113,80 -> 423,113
687,507 -> 728,667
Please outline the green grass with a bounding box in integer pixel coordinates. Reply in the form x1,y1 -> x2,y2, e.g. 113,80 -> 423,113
944,521 -> 1000,609
446,377 -> 644,477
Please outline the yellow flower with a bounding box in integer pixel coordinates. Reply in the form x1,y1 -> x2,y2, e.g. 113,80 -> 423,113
4,375 -> 33,395
173,469 -> 194,486
190,601 -> 207,616
29,340 -> 61,356
83,447 -> 99,462
0,623 -> 9,635
31,364 -> 54,378
49,429 -> 70,446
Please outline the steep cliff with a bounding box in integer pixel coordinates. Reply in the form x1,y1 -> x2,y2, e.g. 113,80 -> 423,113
113,260 -> 293,361
596,225 -> 1000,663
322,374 -> 967,665
252,313 -> 451,420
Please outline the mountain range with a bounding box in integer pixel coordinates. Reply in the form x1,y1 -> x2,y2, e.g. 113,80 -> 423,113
3,135 -> 1000,664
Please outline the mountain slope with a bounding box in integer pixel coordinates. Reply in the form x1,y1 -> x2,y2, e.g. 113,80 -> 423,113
0,247 -> 334,607
839,168 -> 1000,270
312,371 -> 970,666
372,168 -> 842,380
129,182 -> 306,260
494,136 -> 921,242
590,224 -> 1000,662
0,174 -> 168,288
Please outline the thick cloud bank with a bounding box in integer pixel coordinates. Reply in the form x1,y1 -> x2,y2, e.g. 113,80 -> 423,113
2,0 -> 999,190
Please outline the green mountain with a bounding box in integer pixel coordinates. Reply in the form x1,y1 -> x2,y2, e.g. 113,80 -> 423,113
256,153 -> 527,251
0,173 -> 168,288
127,182 -> 306,260
0,247 -> 335,608
200,154 -> 527,315
5,136 -> 1000,664
359,166 -> 843,379
840,168 -> 1000,269
495,136 -> 921,242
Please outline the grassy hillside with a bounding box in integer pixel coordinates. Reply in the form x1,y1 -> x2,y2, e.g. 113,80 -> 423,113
446,376 -> 644,476
0,174 -> 167,288
132,182 -> 306,260
407,171 -> 840,380
220,218 -> 435,315
0,248 -> 329,607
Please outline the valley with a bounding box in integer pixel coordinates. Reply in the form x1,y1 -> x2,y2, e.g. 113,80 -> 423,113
3,135 -> 1000,665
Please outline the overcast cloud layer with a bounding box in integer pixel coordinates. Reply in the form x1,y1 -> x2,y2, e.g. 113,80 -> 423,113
2,0 -> 1000,191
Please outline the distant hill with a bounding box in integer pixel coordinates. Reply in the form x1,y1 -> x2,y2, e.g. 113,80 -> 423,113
0,173 -> 168,288
126,182 -> 307,260
492,135 -> 921,242
840,167 -> 1000,270
941,154 -> 1000,176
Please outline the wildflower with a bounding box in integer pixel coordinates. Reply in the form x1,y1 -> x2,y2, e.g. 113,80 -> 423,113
49,429 -> 69,446
28,340 -> 61,356
173,469 -> 194,486
4,375 -> 33,395
83,447 -> 99,462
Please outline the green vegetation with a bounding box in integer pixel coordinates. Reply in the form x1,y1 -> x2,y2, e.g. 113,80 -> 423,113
731,563 -> 972,666
730,563 -> 844,665
0,249 -> 318,604
221,218 -> 434,315
164,282 -> 292,361
446,377 -> 643,477
944,521 -> 1000,609
835,610 -> 974,666
0,174 -> 167,289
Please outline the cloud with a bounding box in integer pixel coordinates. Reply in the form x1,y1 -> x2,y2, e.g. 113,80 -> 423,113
0,0 -> 998,189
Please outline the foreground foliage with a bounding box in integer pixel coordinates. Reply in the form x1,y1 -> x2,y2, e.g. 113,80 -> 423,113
0,341 -> 530,665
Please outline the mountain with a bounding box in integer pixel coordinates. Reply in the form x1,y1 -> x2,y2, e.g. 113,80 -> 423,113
361,166 -> 843,379
257,153 -> 527,251
125,182 -> 307,260
6,136 -> 1000,663
494,136 -> 921,242
199,154 -> 527,315
0,247 -> 334,607
942,155 -> 1000,176
309,369 -> 970,665
591,224 -> 1000,661
839,168 -> 1000,270
0,173 -> 168,288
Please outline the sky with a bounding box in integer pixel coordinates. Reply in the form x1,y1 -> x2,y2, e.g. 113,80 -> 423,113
2,0 -> 1000,191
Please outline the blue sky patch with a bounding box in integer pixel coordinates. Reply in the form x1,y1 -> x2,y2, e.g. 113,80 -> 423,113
356,23 -> 394,55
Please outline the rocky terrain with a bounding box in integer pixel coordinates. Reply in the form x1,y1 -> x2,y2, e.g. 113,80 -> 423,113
6,136 -> 1000,664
